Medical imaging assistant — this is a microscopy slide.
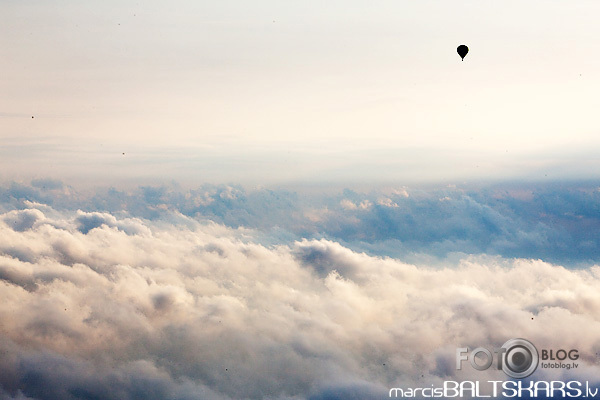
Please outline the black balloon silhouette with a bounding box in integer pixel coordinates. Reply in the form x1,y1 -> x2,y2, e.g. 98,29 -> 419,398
457,45 -> 469,61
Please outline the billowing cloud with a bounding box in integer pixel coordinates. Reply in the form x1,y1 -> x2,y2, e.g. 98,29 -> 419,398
1,204 -> 600,399
75,211 -> 150,236
2,181 -> 600,264
3,209 -> 45,232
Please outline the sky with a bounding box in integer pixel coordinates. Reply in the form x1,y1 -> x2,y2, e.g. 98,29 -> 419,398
3,1 -> 600,399
2,0 -> 600,184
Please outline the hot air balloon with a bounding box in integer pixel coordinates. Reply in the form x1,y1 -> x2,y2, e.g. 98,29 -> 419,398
457,45 -> 468,61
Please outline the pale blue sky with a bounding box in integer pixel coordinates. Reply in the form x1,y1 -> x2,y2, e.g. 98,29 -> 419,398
2,0 -> 600,184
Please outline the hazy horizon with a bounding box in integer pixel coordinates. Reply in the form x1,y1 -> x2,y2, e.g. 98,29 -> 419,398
3,0 -> 600,185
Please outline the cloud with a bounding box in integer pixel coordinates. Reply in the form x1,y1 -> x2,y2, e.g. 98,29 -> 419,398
1,205 -> 600,398
0,354 -> 228,400
74,211 -> 150,236
2,209 -> 45,232
3,180 -> 600,264
30,179 -> 63,191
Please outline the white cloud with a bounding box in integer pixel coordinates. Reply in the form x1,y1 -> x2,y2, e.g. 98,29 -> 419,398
377,198 -> 398,208
339,199 -> 372,211
0,206 -> 600,399
340,199 -> 357,210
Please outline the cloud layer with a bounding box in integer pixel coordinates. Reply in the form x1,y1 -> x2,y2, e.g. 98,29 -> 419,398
2,181 -> 600,264
1,203 -> 600,399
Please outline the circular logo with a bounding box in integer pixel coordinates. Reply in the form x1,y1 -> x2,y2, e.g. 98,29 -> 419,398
501,338 -> 539,378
